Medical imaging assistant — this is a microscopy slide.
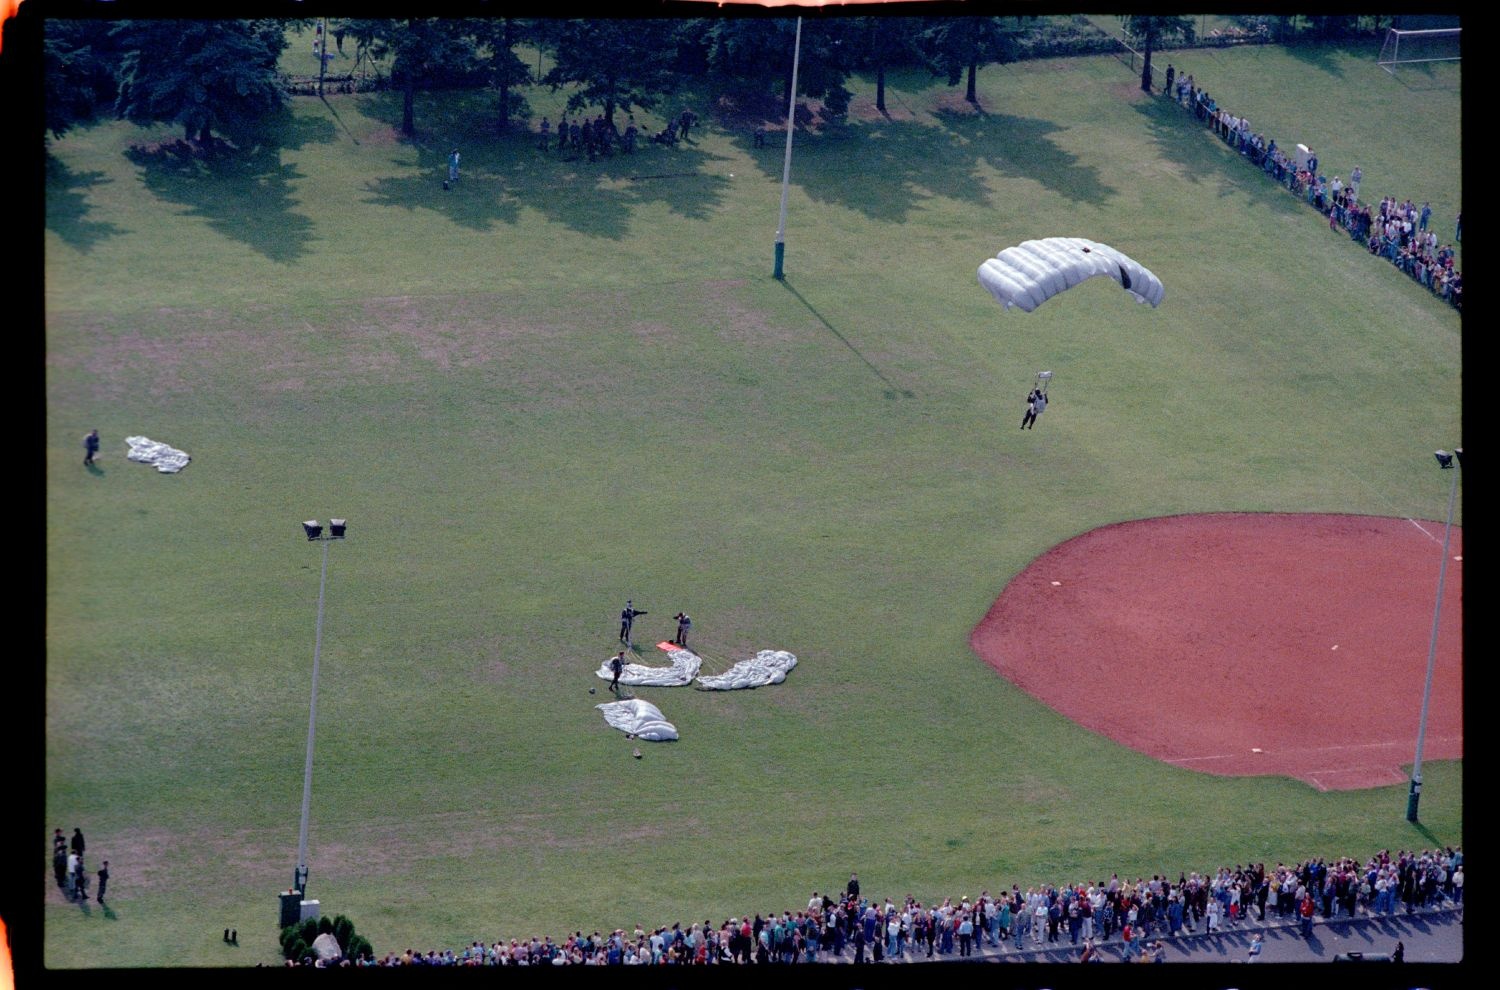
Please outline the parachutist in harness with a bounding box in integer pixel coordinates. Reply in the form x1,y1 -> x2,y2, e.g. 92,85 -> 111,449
609,651 -> 626,693
1021,371 -> 1051,430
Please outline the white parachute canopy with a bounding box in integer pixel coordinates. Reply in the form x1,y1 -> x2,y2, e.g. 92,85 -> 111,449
596,699 -> 679,741
696,650 -> 798,691
978,237 -> 1164,313
596,648 -> 701,687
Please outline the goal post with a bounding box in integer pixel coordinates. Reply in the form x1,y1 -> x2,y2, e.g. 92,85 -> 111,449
1378,27 -> 1461,73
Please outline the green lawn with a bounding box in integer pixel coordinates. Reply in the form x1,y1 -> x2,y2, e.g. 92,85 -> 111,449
45,37 -> 1460,967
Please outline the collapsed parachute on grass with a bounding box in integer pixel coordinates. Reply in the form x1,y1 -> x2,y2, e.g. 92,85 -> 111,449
596,648 -> 701,687
696,650 -> 798,691
596,699 -> 679,741
977,237 -> 1164,313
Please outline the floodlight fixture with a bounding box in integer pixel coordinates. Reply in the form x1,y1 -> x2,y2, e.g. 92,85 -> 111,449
1454,448 -> 1463,467
303,520 -> 323,541
1434,450 -> 1453,469
328,519 -> 347,539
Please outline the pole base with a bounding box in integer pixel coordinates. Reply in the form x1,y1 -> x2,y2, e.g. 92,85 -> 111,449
773,241 -> 785,280
1405,779 -> 1421,822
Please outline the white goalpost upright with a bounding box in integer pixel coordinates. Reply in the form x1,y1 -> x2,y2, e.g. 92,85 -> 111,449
1378,27 -> 1461,74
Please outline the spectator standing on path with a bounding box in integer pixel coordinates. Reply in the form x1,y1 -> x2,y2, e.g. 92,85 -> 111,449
1164,63 -> 1175,97
1393,939 -> 1405,962
96,861 -> 109,903
83,429 -> 100,466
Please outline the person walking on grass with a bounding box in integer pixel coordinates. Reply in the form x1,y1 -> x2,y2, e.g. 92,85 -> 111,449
96,861 -> 109,903
609,651 -> 626,694
84,430 -> 100,466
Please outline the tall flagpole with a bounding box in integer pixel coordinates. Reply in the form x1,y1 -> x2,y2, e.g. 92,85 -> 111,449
773,17 -> 802,280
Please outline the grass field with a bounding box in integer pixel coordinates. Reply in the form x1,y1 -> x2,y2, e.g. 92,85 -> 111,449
44,35 -> 1461,967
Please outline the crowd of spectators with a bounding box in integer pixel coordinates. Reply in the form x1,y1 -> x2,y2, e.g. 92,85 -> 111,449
1164,65 -> 1461,311
290,846 -> 1461,966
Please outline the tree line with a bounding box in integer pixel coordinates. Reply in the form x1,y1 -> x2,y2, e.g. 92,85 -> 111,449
44,15 -> 1392,150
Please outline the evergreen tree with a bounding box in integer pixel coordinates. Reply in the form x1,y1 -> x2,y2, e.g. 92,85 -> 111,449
470,17 -> 535,132
542,19 -> 678,125
43,19 -> 124,139
112,19 -> 288,147
919,16 -> 1021,105
346,18 -> 481,138
1120,15 -> 1194,93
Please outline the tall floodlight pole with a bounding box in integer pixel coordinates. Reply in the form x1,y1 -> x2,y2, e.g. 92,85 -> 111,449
295,518 -> 347,895
773,16 -> 803,280
1407,450 -> 1460,822
317,16 -> 328,97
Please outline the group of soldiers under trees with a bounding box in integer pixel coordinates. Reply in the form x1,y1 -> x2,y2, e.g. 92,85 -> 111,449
539,108 -> 698,160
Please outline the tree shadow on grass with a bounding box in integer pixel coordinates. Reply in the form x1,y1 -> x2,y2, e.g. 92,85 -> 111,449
361,128 -> 730,239
349,88 -> 734,238
1129,93 -> 1313,217
121,110 -> 336,265
45,154 -> 127,252
726,106 -> 1113,223
1276,38 -> 1379,78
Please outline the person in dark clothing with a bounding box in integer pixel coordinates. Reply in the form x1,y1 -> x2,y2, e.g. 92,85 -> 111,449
1393,939 -> 1405,962
96,861 -> 110,903
72,855 -> 88,900
1164,64 -> 1175,97
1021,388 -> 1040,429
673,612 -> 691,648
609,651 -> 626,693
71,828 -> 86,857
619,601 -> 647,644
84,430 -> 100,466
847,873 -> 860,899
53,845 -> 68,889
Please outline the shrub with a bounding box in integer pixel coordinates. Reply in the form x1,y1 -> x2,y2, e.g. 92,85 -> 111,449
332,915 -> 355,951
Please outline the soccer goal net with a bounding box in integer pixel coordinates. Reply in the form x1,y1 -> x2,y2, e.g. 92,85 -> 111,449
1378,28 -> 1461,73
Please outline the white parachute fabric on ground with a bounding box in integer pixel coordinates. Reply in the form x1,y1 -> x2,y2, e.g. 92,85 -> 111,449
595,648 -> 701,687
978,237 -> 1164,312
695,650 -> 797,690
595,699 -> 679,741
124,435 -> 192,473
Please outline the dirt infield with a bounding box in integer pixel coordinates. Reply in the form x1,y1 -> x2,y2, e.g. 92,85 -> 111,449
970,513 -> 1462,791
